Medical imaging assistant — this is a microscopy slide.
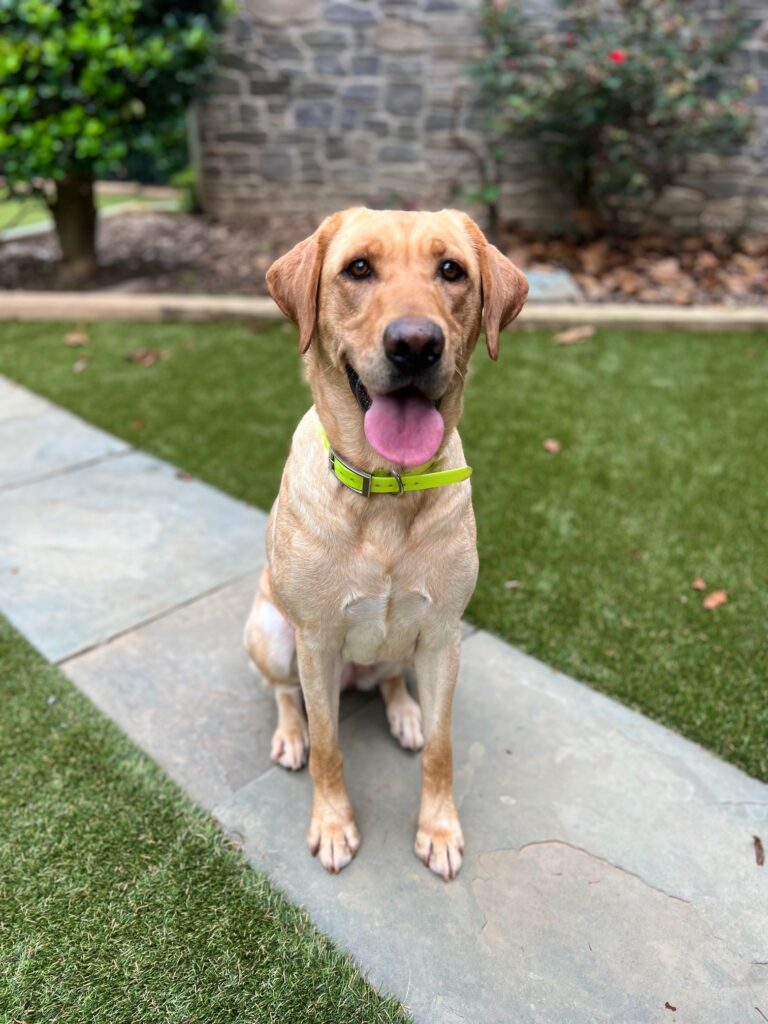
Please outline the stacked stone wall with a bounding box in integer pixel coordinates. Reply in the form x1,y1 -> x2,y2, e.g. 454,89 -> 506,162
196,0 -> 768,236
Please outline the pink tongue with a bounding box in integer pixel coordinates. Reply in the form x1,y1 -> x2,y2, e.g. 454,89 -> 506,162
364,391 -> 444,467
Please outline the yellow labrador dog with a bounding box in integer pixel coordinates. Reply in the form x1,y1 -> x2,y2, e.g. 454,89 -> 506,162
244,208 -> 527,879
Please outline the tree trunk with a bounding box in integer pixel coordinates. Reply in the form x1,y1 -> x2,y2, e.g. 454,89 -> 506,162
50,176 -> 98,285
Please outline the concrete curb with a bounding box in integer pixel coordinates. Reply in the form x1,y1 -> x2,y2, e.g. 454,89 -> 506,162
0,289 -> 767,330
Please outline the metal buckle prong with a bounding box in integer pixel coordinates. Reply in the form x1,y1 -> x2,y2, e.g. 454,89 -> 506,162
391,470 -> 404,496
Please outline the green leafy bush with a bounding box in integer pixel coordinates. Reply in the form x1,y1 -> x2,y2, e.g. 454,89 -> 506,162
0,0 -> 228,280
473,0 -> 757,232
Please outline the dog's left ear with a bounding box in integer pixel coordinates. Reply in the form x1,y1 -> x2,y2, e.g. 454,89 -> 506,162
459,215 -> 529,360
266,214 -> 340,354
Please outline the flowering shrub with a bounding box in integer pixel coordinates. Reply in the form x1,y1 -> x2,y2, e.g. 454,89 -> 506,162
473,0 -> 757,232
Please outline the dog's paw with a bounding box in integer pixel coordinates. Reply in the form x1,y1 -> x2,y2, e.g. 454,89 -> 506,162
308,813 -> 360,874
415,818 -> 464,881
270,724 -> 309,771
386,694 -> 424,752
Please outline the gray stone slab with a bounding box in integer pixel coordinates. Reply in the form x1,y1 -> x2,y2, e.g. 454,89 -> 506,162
0,376 -> 128,488
0,451 -> 265,661
526,267 -> 583,303
214,629 -> 768,1024
64,572 -> 372,812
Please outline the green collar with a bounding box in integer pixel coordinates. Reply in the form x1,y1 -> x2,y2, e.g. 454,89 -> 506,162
321,430 -> 472,497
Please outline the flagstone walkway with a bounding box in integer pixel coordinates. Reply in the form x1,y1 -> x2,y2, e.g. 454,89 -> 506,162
1,374 -> 766,1024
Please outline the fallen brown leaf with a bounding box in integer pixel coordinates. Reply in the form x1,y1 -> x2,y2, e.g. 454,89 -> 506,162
125,348 -> 171,367
579,238 -> 611,275
543,438 -> 562,454
553,325 -> 595,346
755,835 -> 765,867
669,282 -> 695,305
614,268 -> 643,296
574,273 -> 606,301
649,256 -> 681,286
64,331 -> 90,347
638,286 -> 665,303
691,577 -> 706,591
722,272 -> 750,297
739,233 -> 768,257
664,1002 -> 677,1012
132,419 -> 144,430
695,250 -> 720,272
702,589 -> 728,610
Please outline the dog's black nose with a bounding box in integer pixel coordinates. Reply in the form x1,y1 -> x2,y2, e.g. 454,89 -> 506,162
383,318 -> 445,374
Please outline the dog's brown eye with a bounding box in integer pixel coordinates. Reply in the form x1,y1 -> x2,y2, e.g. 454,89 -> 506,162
439,259 -> 466,282
345,258 -> 372,280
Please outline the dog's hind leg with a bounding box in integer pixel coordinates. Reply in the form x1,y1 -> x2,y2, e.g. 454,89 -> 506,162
244,568 -> 308,771
380,675 -> 424,752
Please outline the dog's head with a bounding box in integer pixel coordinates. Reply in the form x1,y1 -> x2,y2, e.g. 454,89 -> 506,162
267,208 -> 528,468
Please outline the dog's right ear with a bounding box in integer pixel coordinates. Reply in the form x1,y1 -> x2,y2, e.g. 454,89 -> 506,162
266,214 -> 340,354
455,212 -> 528,360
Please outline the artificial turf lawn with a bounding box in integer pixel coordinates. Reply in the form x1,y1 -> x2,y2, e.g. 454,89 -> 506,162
0,618 -> 410,1024
1,320 -> 766,784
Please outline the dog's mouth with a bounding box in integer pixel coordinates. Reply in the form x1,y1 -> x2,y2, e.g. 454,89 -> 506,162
345,363 -> 373,413
345,364 -> 445,468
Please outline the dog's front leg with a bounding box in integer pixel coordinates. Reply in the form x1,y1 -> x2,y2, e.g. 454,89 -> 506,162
414,629 -> 464,880
296,632 -> 360,874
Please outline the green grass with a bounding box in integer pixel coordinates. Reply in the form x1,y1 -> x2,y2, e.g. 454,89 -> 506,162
0,617 -> 409,1023
0,193 -> 173,232
1,320 -> 766,784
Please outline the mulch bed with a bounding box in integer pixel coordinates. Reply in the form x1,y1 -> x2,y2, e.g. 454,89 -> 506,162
0,211 -> 290,296
1,209 -> 766,305
507,228 -> 768,306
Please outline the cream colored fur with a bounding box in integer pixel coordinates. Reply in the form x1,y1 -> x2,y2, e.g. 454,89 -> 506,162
244,208 -> 527,879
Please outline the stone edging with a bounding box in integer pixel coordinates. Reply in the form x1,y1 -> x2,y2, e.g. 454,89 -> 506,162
0,290 -> 766,330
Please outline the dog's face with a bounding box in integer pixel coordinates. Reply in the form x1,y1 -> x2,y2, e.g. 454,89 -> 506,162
267,208 -> 527,467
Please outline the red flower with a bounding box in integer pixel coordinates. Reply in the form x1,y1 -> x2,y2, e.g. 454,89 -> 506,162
609,49 -> 627,63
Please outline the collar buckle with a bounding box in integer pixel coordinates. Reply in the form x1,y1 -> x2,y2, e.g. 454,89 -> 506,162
328,445 -> 372,497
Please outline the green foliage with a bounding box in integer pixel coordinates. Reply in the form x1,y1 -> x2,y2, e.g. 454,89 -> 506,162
170,163 -> 202,212
473,0 -> 757,226
0,0 -> 228,188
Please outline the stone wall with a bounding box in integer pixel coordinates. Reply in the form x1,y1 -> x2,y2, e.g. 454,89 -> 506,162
195,0 -> 768,237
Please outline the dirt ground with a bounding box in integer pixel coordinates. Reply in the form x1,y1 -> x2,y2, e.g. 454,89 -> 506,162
1,209 -> 766,305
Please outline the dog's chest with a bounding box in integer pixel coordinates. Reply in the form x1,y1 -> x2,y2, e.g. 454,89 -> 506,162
341,580 -> 431,664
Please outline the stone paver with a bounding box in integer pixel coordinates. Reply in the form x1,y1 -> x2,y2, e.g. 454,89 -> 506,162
0,449 -> 264,661
0,377 -> 128,488
526,267 -> 582,302
214,630 -> 768,1024
64,572 -> 372,811
3,377 -> 767,1023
